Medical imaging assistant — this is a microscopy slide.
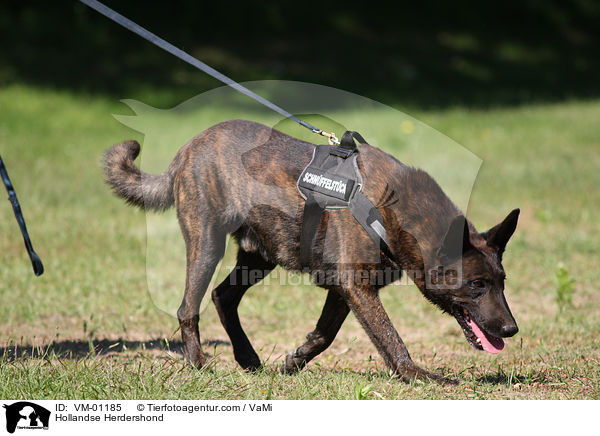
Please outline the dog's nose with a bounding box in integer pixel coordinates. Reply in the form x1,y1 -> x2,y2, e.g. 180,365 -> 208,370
501,323 -> 518,337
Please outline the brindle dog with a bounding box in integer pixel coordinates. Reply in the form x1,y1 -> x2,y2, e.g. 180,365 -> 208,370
104,119 -> 520,384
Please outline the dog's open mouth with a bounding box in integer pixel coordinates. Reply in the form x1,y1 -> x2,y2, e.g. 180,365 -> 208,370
454,307 -> 504,354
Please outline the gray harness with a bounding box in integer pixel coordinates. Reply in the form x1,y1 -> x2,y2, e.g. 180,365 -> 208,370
297,131 -> 396,267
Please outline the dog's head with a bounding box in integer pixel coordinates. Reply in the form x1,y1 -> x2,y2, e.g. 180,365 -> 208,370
427,209 -> 520,353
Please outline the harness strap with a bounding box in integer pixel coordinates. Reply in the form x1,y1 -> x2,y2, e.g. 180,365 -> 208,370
298,131 -> 399,269
340,131 -> 368,149
300,190 -> 397,268
299,193 -> 326,267
349,192 -> 397,264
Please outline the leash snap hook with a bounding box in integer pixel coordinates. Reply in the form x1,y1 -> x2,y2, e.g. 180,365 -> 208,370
313,129 -> 340,145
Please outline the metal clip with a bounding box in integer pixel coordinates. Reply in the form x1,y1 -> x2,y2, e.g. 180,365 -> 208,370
313,129 -> 340,145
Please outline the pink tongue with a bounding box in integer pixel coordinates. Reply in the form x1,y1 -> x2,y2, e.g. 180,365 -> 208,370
468,319 -> 504,354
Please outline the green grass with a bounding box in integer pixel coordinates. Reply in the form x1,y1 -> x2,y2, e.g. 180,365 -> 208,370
0,83 -> 599,399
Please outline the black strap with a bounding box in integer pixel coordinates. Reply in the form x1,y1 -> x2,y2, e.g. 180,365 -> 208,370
328,131 -> 365,158
349,192 -> 397,264
300,191 -> 398,268
0,155 -> 44,276
339,131 -> 398,263
299,189 -> 398,268
79,0 -> 331,140
299,193 -> 325,268
340,131 -> 367,150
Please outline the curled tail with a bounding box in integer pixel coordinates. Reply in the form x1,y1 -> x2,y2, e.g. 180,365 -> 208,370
103,140 -> 175,211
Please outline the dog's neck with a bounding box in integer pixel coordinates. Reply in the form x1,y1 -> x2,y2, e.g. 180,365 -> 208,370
379,169 -> 467,292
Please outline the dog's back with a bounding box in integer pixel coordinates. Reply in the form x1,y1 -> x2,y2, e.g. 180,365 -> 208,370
104,119 -> 456,268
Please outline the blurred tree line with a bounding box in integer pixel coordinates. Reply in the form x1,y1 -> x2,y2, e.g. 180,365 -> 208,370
1,0 -> 599,109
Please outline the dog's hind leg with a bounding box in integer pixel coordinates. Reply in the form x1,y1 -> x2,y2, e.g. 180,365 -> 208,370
281,289 -> 350,374
177,225 -> 227,369
212,249 -> 275,371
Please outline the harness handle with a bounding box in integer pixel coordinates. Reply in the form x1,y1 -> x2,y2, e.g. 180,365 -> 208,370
340,131 -> 368,151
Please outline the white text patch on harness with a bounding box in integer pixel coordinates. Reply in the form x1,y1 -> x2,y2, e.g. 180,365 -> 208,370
302,171 -> 348,195
298,166 -> 355,202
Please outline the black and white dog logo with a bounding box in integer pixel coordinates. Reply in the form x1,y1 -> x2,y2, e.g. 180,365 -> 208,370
3,402 -> 50,433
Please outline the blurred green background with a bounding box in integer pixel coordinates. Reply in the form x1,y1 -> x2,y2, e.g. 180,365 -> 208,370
0,1 -> 598,399
2,0 -> 599,109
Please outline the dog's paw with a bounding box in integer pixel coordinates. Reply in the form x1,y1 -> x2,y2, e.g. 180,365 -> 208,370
280,350 -> 306,374
438,375 -> 461,386
421,371 -> 460,386
237,356 -> 262,373
401,366 -> 460,385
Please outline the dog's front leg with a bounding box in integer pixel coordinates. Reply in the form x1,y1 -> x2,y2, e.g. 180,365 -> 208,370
343,286 -> 458,385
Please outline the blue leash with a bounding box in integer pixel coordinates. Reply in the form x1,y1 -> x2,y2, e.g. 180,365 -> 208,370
0,154 -> 44,276
79,0 -> 340,145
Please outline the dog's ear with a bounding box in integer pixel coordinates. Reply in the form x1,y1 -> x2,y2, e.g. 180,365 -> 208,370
437,215 -> 473,263
481,208 -> 520,254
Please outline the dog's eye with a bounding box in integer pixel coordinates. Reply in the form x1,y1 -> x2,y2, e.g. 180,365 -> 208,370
470,279 -> 486,289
